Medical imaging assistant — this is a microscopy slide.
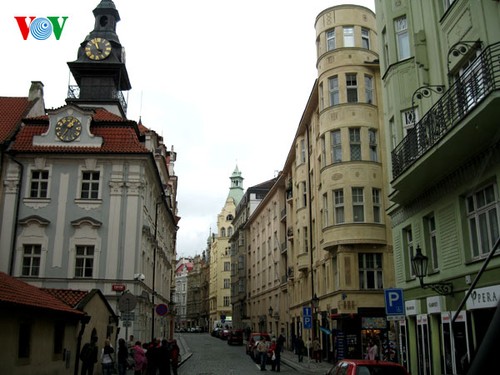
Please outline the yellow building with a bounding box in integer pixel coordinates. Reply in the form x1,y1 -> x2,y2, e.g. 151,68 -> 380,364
209,166 -> 244,329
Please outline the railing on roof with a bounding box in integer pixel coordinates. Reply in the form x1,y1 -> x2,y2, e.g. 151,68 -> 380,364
67,85 -> 128,114
392,42 -> 500,179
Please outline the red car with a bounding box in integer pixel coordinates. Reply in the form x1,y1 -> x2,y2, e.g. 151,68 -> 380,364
326,359 -> 410,375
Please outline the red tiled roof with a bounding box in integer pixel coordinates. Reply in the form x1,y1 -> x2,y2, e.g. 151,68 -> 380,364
11,124 -> 149,154
0,272 -> 83,316
42,288 -> 89,308
0,97 -> 33,142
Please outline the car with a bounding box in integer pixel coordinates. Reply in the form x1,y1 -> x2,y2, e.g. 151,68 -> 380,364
326,359 -> 410,375
246,332 -> 270,360
227,329 -> 244,345
219,328 -> 230,340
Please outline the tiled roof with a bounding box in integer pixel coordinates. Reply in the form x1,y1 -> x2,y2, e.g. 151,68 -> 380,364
0,272 -> 83,316
0,97 -> 33,143
42,288 -> 89,308
11,124 -> 149,154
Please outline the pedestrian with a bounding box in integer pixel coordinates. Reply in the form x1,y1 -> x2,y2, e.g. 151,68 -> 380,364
312,337 -> 321,363
268,337 -> 277,371
275,333 -> 285,372
117,338 -> 130,375
157,339 -> 171,375
80,336 -> 99,375
295,336 -> 305,363
367,340 -> 379,360
146,339 -> 160,375
101,338 -> 115,375
169,339 -> 180,375
133,341 -> 147,375
257,337 -> 269,371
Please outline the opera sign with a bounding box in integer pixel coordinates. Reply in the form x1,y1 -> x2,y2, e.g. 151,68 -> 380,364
466,284 -> 500,310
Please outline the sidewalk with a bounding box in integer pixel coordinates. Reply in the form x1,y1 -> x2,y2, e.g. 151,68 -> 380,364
174,333 -> 193,367
280,349 -> 332,374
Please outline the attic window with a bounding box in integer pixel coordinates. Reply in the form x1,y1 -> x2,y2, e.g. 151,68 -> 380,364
100,16 -> 108,27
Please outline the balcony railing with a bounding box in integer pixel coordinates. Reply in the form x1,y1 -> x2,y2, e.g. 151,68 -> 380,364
67,85 -> 128,114
392,42 -> 500,179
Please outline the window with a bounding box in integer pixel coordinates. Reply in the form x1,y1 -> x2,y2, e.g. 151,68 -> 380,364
300,139 -> 306,163
359,253 -> 383,289
322,193 -> 329,227
352,187 -> 365,222
403,108 -> 418,131
320,136 -> 326,168
81,171 -> 100,199
221,227 -> 226,237
444,0 -> 456,11
22,244 -> 41,276
467,184 -> 500,258
228,227 -> 233,237
369,129 -> 378,162
425,214 -> 439,271
334,189 -> 345,224
346,74 -> 358,103
395,16 -> 410,60
224,261 -> 231,271
327,29 -> 336,51
75,245 -> 94,278
18,321 -> 31,358
303,226 -> 309,253
365,75 -> 373,104
361,27 -> 370,49
224,278 -> 230,288
331,130 -> 342,163
404,227 -> 415,278
302,182 -> 307,207
319,82 -> 324,111
223,296 -> 230,306
349,128 -> 361,161
343,26 -> 354,47
30,170 -> 49,198
372,188 -> 381,223
329,76 -> 339,105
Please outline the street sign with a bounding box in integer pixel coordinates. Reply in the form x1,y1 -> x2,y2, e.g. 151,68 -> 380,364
121,312 -> 135,321
118,292 -> 137,312
156,303 -> 169,316
384,288 -> 405,315
303,306 -> 312,329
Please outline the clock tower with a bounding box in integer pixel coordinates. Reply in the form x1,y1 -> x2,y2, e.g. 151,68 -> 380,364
67,0 -> 131,117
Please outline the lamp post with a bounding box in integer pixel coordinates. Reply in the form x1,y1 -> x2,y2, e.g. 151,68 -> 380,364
411,246 -> 453,295
311,294 -> 319,339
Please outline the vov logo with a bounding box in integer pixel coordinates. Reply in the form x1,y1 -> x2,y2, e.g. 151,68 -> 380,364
15,16 -> 68,40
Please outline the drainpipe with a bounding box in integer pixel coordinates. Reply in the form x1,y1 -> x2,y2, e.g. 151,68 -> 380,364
306,124 -> 316,339
8,156 -> 23,276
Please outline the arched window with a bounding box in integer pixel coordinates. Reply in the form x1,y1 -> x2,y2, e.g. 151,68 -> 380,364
221,227 -> 226,237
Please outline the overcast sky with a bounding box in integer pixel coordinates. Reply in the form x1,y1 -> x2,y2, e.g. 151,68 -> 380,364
1,0 -> 375,258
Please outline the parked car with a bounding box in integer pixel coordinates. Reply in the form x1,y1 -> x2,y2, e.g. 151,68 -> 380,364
219,328 -> 230,340
246,332 -> 270,360
227,329 -> 244,345
326,359 -> 410,375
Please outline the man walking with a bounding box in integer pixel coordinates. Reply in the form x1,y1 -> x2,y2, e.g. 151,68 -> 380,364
257,337 -> 269,371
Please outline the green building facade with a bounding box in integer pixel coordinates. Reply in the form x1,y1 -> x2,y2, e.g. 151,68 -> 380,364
375,1 -> 500,375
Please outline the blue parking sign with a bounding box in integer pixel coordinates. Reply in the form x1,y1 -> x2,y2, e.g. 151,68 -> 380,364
384,288 -> 404,315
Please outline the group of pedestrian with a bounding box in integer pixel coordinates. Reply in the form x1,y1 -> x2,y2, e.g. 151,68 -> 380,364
256,333 -> 286,372
79,335 -> 180,375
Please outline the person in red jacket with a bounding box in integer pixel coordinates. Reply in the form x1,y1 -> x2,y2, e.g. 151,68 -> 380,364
169,339 -> 180,375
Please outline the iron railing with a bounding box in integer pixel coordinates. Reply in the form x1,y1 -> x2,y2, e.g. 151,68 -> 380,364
392,42 -> 500,178
67,85 -> 128,114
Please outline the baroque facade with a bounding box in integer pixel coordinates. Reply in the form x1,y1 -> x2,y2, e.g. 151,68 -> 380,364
375,1 -> 500,374
0,0 -> 179,347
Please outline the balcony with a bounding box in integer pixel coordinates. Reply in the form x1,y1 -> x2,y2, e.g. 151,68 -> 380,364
391,42 -> 500,204
297,252 -> 309,272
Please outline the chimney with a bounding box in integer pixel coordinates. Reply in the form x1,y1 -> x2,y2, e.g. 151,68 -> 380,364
27,81 -> 46,117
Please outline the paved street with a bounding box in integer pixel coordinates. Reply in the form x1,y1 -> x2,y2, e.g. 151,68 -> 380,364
177,333 -> 332,375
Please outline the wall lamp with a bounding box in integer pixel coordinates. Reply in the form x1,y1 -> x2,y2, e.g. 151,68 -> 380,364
269,306 -> 274,317
411,246 -> 453,295
312,293 -> 320,311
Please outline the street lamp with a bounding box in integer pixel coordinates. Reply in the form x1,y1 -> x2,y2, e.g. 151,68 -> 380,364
411,246 -> 453,295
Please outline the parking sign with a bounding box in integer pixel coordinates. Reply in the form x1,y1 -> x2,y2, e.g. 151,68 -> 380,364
384,288 -> 404,315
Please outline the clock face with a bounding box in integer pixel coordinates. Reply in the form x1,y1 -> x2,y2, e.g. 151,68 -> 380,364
85,37 -> 112,60
55,116 -> 82,142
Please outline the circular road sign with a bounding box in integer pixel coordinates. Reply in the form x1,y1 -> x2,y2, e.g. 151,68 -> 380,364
156,303 -> 169,316
118,292 -> 137,312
